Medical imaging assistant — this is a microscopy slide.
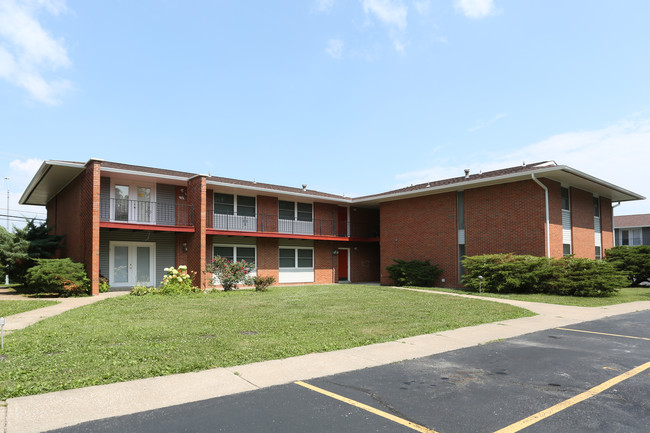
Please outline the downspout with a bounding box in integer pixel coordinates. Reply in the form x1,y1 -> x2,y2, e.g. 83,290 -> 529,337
531,174 -> 551,258
612,201 -> 621,246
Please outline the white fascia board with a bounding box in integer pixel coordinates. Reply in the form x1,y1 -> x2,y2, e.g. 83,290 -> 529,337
19,160 -> 86,205
558,166 -> 646,201
100,167 -> 190,183
206,180 -> 353,204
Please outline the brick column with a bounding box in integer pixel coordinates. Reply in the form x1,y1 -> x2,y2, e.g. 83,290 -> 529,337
81,159 -> 102,295
187,175 -> 207,289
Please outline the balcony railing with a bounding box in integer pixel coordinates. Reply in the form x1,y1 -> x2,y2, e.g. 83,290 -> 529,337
212,212 -> 379,238
101,198 -> 194,226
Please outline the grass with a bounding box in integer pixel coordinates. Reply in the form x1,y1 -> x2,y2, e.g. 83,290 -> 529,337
417,286 -> 650,307
0,300 -> 60,317
0,284 -> 533,400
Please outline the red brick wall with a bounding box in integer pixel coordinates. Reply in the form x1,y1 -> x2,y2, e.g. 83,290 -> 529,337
349,242 -> 380,282
80,160 -> 101,295
570,187 -> 595,258
206,188 -> 213,229
314,202 -> 337,236
176,233 -> 190,267
600,197 -> 613,253
187,176 -> 207,288
47,175 -> 83,261
257,237 -> 279,282
175,186 -> 188,225
257,195 -> 278,232
380,192 -> 457,286
465,180 -> 546,259
315,241 -> 336,284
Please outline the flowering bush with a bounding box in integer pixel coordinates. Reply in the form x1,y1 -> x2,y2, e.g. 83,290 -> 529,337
159,265 -> 199,295
206,256 -> 254,291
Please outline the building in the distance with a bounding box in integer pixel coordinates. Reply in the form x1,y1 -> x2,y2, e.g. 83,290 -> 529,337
614,214 -> 650,246
19,159 -> 644,294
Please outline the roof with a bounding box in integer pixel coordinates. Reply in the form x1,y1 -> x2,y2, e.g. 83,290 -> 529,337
19,159 -> 646,207
614,214 -> 650,228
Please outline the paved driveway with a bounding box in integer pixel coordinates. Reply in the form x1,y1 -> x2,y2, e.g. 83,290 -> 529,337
50,310 -> 650,433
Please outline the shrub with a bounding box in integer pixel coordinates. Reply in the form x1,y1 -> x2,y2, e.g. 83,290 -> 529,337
24,258 -> 90,296
462,254 -> 553,293
252,275 -> 275,292
158,265 -> 200,295
386,259 -> 443,287
130,285 -> 159,296
205,257 -> 254,291
462,253 -> 626,297
605,246 -> 650,287
99,275 -> 110,293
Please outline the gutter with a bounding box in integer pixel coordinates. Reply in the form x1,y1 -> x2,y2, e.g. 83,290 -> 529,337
531,173 -> 551,258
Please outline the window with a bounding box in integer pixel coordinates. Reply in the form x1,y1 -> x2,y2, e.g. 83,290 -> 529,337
279,248 -> 314,269
595,246 -> 601,260
593,197 -> 600,218
213,245 -> 256,266
621,229 -> 642,246
563,244 -> 572,256
214,193 -> 256,216
561,187 -> 570,211
457,191 -> 465,230
279,201 -> 312,221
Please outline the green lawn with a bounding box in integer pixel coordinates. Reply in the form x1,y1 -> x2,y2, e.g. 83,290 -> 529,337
0,300 -> 60,317
0,284 -> 533,400
419,286 -> 650,307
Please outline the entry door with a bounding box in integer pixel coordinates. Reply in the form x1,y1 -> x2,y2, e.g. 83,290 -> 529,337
338,248 -> 349,281
337,207 -> 348,236
113,184 -> 153,223
110,242 -> 155,287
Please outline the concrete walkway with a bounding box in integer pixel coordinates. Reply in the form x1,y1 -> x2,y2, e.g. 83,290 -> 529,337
1,289 -> 649,433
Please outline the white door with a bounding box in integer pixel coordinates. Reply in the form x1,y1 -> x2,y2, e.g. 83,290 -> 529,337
113,183 -> 154,223
110,242 -> 156,287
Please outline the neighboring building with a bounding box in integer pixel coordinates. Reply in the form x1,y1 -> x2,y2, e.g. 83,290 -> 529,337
614,214 -> 650,246
19,159 -> 644,294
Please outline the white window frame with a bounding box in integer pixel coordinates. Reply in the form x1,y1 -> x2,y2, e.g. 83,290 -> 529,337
278,201 -> 313,235
108,241 -> 156,287
278,247 -> 314,283
212,244 -> 257,272
213,193 -> 257,231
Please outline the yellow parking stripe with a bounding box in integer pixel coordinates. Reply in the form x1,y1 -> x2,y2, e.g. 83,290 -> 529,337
493,362 -> 650,433
557,327 -> 650,341
295,381 -> 438,433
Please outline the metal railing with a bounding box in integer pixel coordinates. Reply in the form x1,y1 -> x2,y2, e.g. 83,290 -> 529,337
100,198 -> 194,226
212,212 -> 379,238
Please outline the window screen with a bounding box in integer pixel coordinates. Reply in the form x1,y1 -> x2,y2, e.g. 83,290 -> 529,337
563,243 -> 571,256
237,196 -> 256,217
593,197 -> 600,218
279,249 -> 296,267
214,246 -> 234,261
561,188 -> 570,211
237,247 -> 256,265
297,249 -> 314,268
297,203 -> 313,222
279,201 -> 294,220
214,193 -> 234,215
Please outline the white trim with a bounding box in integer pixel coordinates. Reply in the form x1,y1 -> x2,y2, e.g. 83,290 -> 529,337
109,179 -> 156,224
278,247 -> 315,283
212,243 -> 257,271
108,241 -> 156,287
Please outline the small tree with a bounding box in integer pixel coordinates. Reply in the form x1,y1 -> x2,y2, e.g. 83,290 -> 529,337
606,245 -> 650,287
205,256 -> 254,291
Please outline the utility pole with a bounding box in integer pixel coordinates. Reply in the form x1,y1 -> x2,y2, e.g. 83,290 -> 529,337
4,177 -> 8,285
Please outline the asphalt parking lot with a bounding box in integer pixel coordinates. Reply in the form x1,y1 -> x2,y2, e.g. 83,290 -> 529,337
51,310 -> 650,433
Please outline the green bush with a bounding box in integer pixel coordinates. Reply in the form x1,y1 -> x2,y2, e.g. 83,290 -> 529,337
158,266 -> 200,295
129,285 -> 159,296
386,259 -> 443,287
252,275 -> 275,292
99,275 -> 110,293
605,246 -> 650,287
462,254 -> 626,297
24,258 -> 90,296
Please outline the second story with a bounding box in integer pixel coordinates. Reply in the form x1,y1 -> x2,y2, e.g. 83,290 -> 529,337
614,213 -> 650,246
19,159 -> 380,242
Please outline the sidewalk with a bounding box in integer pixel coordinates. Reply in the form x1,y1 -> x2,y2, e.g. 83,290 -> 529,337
1,290 -> 649,433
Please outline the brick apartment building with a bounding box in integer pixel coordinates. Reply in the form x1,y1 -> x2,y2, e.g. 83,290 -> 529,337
19,159 -> 643,294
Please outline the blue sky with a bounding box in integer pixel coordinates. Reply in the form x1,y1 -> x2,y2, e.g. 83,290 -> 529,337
1,0 -> 649,229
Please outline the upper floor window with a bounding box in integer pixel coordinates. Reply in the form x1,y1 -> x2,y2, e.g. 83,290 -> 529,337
561,187 -> 570,211
593,197 -> 600,218
214,193 -> 256,216
279,201 -> 312,222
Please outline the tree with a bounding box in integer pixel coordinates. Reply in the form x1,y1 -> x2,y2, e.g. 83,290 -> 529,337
0,219 -> 64,284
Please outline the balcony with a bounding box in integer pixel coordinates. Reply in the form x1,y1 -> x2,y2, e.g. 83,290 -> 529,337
210,213 -> 379,239
100,198 -> 194,227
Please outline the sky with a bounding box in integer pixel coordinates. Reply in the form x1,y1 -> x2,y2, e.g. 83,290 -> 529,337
1,0 -> 650,230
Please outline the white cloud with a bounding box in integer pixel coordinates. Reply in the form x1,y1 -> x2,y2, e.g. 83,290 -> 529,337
454,0 -> 497,19
325,39 -> 344,59
395,117 -> 650,214
313,0 -> 335,13
362,0 -> 408,30
0,0 -> 71,105
468,112 -> 508,132
10,157 -> 43,175
413,0 -> 430,15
